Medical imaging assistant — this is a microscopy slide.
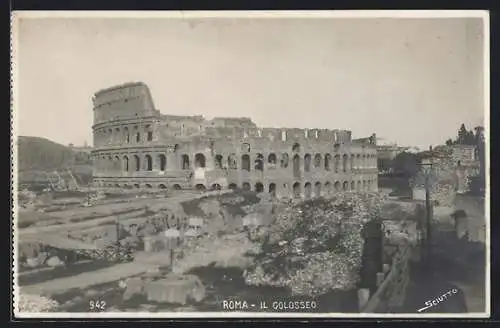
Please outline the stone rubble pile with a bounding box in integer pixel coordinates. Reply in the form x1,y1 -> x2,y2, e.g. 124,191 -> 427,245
17,294 -> 59,313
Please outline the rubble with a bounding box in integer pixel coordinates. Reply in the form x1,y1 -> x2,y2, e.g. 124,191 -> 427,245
17,294 -> 59,312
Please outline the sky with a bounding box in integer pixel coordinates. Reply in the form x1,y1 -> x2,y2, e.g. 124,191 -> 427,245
13,12 -> 486,149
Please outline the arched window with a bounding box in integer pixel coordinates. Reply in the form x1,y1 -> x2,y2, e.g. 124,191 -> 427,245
342,181 -> 349,191
314,182 -> 322,198
268,153 -> 277,169
269,183 -> 276,196
255,153 -> 264,171
182,154 -> 190,170
292,182 -> 301,199
158,154 -> 166,171
304,154 -> 312,172
325,154 -> 332,171
145,154 -> 153,171
242,154 -> 251,171
280,153 -> 289,168
214,155 -> 223,169
242,182 -> 251,191
314,154 -> 322,168
195,153 -> 206,168
304,182 -> 312,199
334,155 -> 340,173
255,182 -> 264,193
124,127 -> 130,144
123,155 -> 129,172
334,181 -> 341,191
342,154 -> 349,172
292,143 -> 300,153
228,154 -> 238,169
134,155 -> 140,172
293,154 -> 301,178
350,154 -> 355,171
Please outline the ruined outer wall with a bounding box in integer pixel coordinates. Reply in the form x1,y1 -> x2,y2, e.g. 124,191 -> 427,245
91,82 -> 378,196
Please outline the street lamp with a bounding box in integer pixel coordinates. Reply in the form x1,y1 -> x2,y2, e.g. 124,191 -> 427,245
417,157 -> 434,269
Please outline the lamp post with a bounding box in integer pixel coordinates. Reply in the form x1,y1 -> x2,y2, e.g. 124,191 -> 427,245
417,157 -> 434,269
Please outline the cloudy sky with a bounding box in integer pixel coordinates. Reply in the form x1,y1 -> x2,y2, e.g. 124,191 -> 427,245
14,12 -> 486,149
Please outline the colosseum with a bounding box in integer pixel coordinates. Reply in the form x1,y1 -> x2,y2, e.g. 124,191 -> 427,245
91,82 -> 379,198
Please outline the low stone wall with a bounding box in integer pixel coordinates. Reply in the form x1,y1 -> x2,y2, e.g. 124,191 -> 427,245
360,244 -> 411,313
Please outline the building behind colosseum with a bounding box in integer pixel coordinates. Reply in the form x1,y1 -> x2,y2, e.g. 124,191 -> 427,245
91,82 -> 379,198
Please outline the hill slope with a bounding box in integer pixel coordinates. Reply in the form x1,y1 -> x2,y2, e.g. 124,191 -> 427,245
17,136 -> 75,172
16,136 -> 93,187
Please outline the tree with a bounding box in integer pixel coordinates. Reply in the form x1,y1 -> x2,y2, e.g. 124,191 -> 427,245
457,124 -> 468,145
445,139 -> 454,146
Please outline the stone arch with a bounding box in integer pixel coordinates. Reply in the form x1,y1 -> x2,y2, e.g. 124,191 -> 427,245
228,183 -> 238,190
195,184 -> 206,191
292,182 -> 301,198
362,154 -> 367,168
135,131 -> 141,143
350,154 -> 355,171
314,181 -> 322,197
123,155 -> 129,172
123,184 -> 131,189
241,154 -> 251,171
314,153 -> 322,168
214,154 -> 223,169
114,155 -> 120,171
351,181 -> 356,191
228,153 -> 238,169
334,155 -> 341,173
268,153 -> 277,169
195,153 -> 206,168
159,184 -> 167,189
124,127 -> 130,144
304,182 -> 312,199
334,181 -> 341,192
342,154 -> 349,172
325,181 -> 332,194
145,184 -> 152,189
115,183 -> 120,188
158,154 -> 167,171
292,143 -> 301,153
293,154 -> 301,178
304,154 -> 312,172
144,154 -> 153,171
173,184 -> 182,190
280,153 -> 289,168
363,180 -> 367,191
269,183 -> 276,196
255,153 -> 264,171
174,144 -> 180,153
368,180 -> 372,191
343,181 -> 349,191
211,183 -> 222,191
324,154 -> 332,171
242,182 -> 251,191
133,155 -> 141,172
357,180 -> 362,191
181,154 -> 190,169
356,154 -> 361,168
255,182 -> 264,193
134,183 -> 140,189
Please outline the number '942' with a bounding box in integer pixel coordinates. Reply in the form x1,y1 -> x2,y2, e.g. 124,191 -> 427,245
89,300 -> 106,311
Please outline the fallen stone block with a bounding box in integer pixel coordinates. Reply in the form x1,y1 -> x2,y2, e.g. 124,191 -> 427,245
46,256 -> 64,267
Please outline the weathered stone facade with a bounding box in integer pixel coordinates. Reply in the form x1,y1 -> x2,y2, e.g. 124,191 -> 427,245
91,82 -> 378,197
